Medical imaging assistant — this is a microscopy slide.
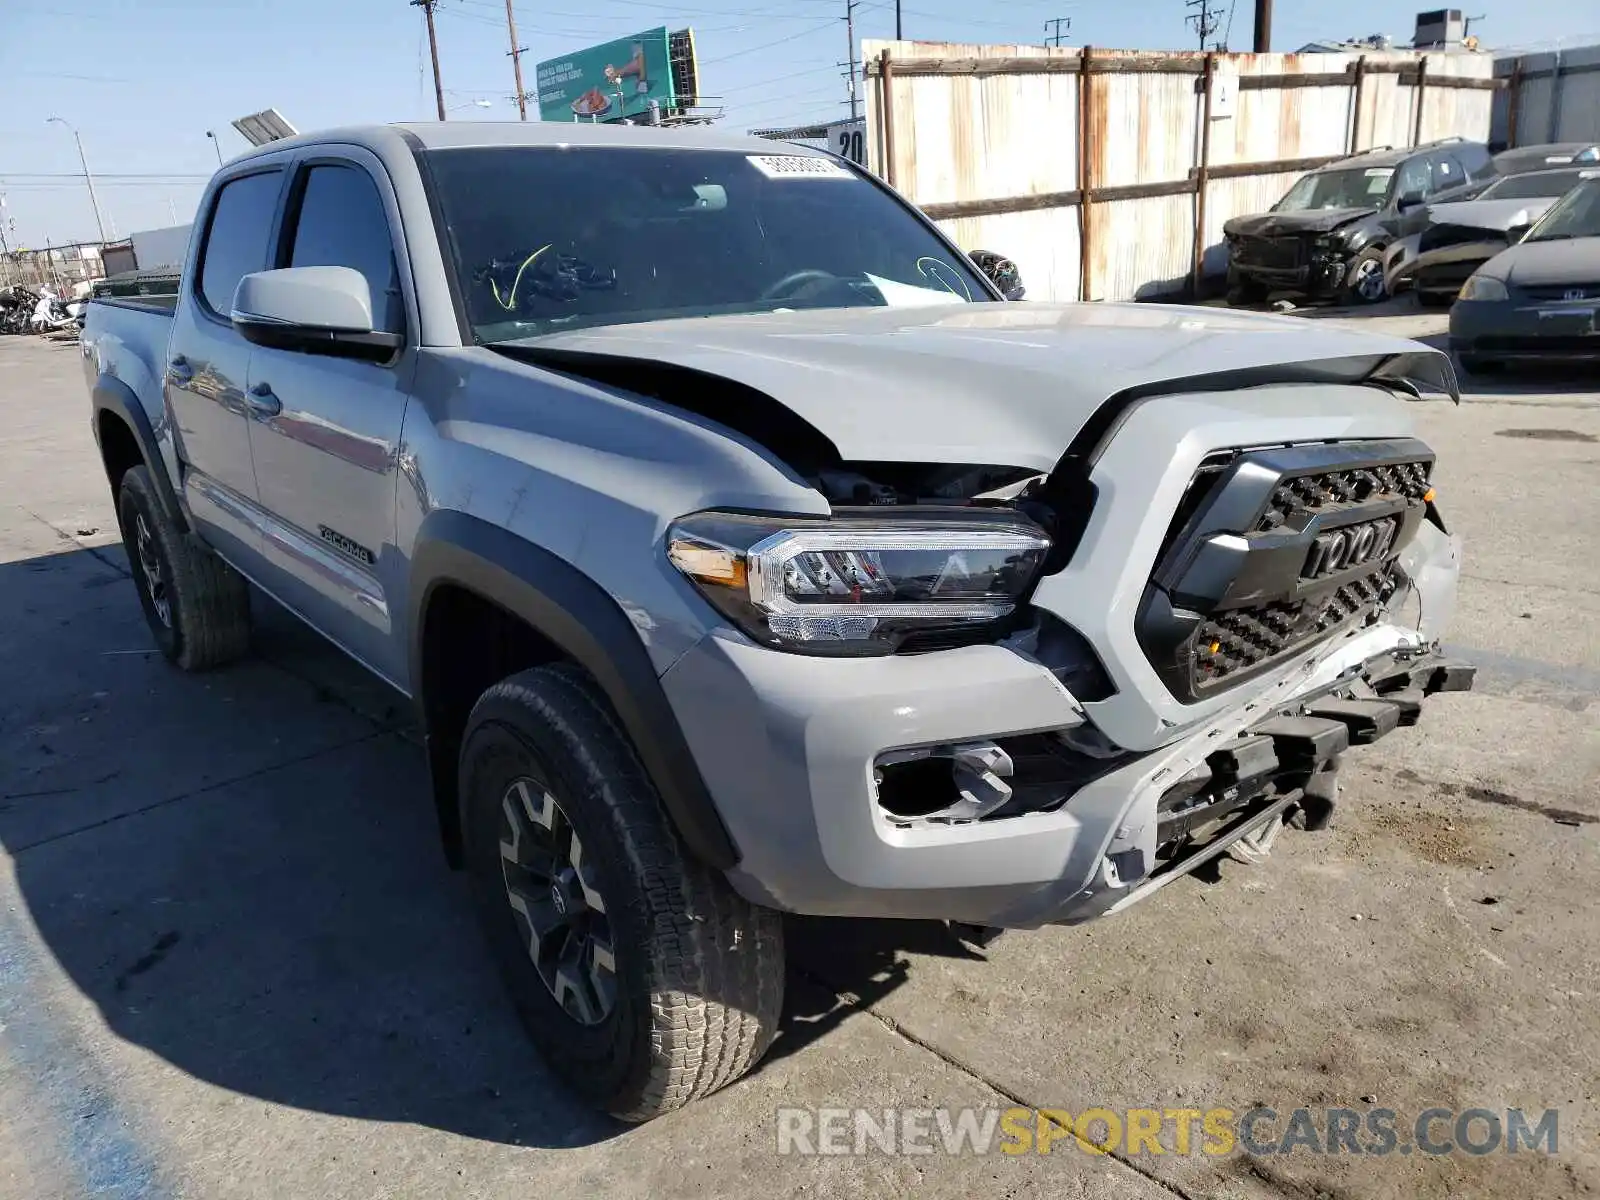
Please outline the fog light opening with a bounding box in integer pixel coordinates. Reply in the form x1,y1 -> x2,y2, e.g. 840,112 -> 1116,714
875,756 -> 964,818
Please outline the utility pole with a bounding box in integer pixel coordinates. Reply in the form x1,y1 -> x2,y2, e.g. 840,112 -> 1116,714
1252,0 -> 1272,51
895,0 -> 902,40
504,0 -> 529,120
844,0 -> 860,121
412,0 -> 448,121
1186,0 -> 1221,50
45,117 -> 107,245
1045,16 -> 1071,46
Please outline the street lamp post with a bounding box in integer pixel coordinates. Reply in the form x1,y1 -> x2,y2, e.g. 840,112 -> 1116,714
46,116 -> 107,245
205,130 -> 225,166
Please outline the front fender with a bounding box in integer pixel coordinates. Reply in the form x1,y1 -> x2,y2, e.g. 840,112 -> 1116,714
408,509 -> 739,871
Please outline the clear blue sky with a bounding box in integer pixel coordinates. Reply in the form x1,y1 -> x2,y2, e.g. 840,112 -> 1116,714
0,0 -> 1578,248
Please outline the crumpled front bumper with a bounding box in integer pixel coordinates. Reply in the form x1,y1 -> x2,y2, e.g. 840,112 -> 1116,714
663,523 -> 1472,929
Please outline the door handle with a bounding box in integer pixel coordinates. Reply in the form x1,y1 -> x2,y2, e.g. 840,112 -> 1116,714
168,355 -> 194,384
246,382 -> 282,417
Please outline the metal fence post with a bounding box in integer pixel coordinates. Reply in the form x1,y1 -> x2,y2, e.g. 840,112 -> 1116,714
1191,52 -> 1216,297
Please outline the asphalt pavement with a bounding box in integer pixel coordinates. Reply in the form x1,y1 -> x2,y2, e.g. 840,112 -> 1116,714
1,319 -> 1596,1199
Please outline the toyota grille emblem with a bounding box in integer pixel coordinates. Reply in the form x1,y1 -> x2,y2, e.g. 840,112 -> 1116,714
1302,517 -> 1398,580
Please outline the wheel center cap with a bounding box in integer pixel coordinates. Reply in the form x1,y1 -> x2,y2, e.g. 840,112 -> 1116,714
549,868 -> 582,918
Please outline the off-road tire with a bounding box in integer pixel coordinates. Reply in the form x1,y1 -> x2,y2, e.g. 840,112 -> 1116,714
117,465 -> 251,670
460,663 -> 784,1122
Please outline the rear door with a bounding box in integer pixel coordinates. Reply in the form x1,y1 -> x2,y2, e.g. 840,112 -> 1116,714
243,149 -> 417,685
164,165 -> 286,567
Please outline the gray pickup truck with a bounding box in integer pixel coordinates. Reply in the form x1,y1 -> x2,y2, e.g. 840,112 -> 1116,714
81,121 -> 1473,1121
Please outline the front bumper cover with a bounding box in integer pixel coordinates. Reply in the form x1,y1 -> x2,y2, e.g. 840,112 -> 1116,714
664,617 -> 1474,929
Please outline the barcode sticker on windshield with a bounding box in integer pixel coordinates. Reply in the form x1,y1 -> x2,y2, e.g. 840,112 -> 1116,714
747,155 -> 854,180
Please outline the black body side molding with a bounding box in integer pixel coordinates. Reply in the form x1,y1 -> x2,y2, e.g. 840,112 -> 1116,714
91,375 -> 189,531
408,510 -> 740,871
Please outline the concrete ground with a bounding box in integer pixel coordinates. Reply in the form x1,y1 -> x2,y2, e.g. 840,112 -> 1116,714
1,320 -> 1595,1200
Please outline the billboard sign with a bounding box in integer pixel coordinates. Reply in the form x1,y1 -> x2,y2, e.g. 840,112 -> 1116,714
825,118 -> 867,167
536,28 -> 676,124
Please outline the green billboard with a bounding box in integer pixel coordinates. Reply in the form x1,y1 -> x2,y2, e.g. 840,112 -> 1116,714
536,28 -> 676,124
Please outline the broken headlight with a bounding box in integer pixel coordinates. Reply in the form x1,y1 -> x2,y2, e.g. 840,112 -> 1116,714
667,510 -> 1050,654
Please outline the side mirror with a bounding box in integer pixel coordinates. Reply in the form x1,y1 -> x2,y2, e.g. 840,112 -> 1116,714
1506,222 -> 1533,244
968,250 -> 1026,301
231,266 -> 401,360
1396,190 -> 1425,211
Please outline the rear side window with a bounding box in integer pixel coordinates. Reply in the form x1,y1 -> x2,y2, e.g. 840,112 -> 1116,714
285,164 -> 403,334
198,171 -> 283,316
1431,153 -> 1466,193
1456,142 -> 1494,179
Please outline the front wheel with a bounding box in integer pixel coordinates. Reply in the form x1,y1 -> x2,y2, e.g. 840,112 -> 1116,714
1341,248 -> 1389,305
460,664 -> 784,1121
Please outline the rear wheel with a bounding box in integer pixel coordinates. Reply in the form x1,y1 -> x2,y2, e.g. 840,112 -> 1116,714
117,465 -> 251,670
460,664 -> 784,1121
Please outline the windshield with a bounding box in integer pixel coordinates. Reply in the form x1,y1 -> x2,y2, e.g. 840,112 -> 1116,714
1275,167 -> 1392,212
424,146 -> 990,342
1480,169 -> 1588,200
1523,178 -> 1600,242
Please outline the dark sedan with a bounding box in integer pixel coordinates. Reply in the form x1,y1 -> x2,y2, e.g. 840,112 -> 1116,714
1450,176 -> 1600,372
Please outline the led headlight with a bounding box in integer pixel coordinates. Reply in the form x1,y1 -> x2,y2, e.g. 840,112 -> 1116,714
667,511 -> 1051,654
1458,274 -> 1508,302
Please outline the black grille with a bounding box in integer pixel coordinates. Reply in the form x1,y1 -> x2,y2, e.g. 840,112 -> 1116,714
1233,236 -> 1303,270
1258,461 -> 1431,531
1474,335 -> 1600,355
1196,571 -> 1392,684
1518,283 -> 1600,303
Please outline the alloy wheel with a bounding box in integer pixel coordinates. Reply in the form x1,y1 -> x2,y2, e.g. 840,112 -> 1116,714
498,777 -> 617,1027
134,513 -> 172,628
1352,258 -> 1386,303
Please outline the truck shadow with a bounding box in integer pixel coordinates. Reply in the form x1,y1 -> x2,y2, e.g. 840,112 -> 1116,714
0,543 -> 940,1150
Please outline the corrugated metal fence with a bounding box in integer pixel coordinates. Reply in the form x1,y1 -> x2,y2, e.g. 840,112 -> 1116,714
861,41 -> 1497,302
1493,43 -> 1600,147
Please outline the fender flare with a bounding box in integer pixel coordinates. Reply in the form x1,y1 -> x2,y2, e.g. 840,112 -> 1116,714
91,375 -> 188,531
408,510 -> 739,871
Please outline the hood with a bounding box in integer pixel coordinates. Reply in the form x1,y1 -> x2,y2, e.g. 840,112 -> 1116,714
504,303 -> 1456,472
1224,207 -> 1377,237
1423,197 -> 1557,233
1480,237 -> 1600,285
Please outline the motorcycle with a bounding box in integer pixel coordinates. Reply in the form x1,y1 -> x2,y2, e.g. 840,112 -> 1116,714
0,285 -> 40,335
29,289 -> 79,335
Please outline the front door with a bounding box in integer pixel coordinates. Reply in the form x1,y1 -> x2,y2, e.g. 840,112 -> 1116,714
244,153 -> 416,686
163,166 -> 285,566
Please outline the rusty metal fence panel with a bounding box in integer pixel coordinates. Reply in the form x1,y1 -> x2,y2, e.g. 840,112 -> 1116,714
862,40 -> 1497,303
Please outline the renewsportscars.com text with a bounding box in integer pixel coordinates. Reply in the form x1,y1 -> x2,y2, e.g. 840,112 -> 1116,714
775,1106 -> 1560,1158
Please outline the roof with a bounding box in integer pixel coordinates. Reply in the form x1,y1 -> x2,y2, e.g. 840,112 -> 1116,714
1310,138 -> 1483,172
230,120 -> 813,166
1493,143 -> 1600,172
